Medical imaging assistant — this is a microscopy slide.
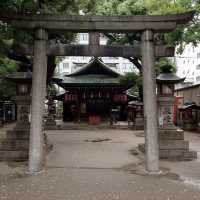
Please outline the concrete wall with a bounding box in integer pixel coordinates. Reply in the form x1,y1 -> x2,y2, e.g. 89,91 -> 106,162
175,85 -> 200,105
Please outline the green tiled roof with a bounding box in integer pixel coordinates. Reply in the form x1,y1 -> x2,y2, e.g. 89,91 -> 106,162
68,57 -> 120,77
62,74 -> 121,85
54,57 -> 124,86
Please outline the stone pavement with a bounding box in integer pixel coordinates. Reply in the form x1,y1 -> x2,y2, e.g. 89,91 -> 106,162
1,126 -> 200,200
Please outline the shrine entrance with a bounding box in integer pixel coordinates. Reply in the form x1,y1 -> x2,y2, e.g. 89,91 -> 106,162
0,11 -> 194,174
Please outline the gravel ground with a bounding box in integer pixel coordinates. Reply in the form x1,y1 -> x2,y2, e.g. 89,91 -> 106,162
1,127 -> 200,200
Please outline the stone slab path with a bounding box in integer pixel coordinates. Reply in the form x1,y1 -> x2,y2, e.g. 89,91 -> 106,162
1,128 -> 200,200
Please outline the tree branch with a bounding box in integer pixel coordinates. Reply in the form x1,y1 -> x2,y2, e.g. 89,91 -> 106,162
124,57 -> 142,74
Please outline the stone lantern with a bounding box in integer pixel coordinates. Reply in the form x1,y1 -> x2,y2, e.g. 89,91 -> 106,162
7,71 -> 32,131
156,65 -> 197,161
156,70 -> 184,129
0,70 -> 32,161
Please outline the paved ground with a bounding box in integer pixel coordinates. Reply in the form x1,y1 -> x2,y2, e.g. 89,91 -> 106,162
1,125 -> 200,199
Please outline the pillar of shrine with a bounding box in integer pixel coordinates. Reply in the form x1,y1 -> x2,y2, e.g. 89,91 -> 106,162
28,28 -> 48,174
141,30 -> 160,174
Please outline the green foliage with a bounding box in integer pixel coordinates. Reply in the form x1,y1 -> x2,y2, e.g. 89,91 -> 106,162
159,64 -> 174,73
120,57 -> 176,99
155,58 -> 176,75
84,0 -> 200,50
0,0 -> 199,100
47,84 -> 57,97
0,56 -> 17,100
145,0 -> 192,15
120,72 -> 139,86
0,0 -> 82,15
120,72 -> 142,99
0,0 -> 85,100
84,0 -> 147,15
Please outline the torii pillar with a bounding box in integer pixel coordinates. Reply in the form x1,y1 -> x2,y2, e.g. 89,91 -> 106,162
28,28 -> 48,174
141,30 -> 160,174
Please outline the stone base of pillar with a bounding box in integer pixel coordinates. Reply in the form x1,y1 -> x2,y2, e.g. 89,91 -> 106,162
0,129 -> 52,162
0,129 -> 29,161
138,129 -> 197,161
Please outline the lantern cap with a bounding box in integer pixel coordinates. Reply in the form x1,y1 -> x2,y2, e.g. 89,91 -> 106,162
156,72 -> 185,84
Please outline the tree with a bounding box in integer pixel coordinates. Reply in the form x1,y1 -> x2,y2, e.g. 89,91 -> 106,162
155,58 -> 176,75
0,56 -> 17,100
120,58 -> 175,100
0,0 -> 199,100
85,0 -> 199,47
83,0 -> 200,60
0,0 -> 86,100
120,71 -> 143,99
82,0 -> 199,99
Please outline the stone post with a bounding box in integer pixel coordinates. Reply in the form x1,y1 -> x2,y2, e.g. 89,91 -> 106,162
89,32 -> 100,56
89,32 -> 100,46
141,30 -> 159,173
28,28 -> 48,174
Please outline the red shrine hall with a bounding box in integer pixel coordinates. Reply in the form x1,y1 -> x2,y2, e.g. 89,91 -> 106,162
54,57 -> 132,124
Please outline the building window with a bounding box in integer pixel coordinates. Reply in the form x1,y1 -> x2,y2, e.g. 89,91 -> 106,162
63,63 -> 69,69
197,53 -> 200,58
196,64 -> 200,70
81,33 -> 88,41
82,56 -> 87,61
196,76 -> 200,82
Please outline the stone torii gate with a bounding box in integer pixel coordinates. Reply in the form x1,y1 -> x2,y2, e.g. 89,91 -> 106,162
0,11 -> 194,174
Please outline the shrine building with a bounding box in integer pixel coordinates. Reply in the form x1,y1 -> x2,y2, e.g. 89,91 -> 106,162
54,57 -> 132,123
